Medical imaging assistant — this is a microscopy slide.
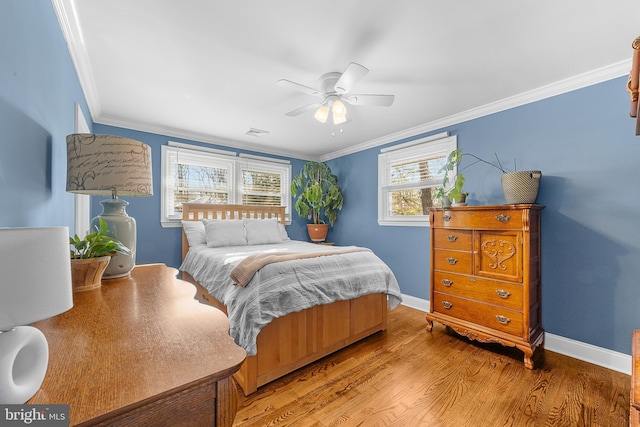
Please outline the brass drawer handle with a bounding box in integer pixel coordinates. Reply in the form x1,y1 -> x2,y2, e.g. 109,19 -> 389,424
495,289 -> 511,299
446,257 -> 458,265
495,214 -> 511,223
442,279 -> 453,287
495,315 -> 511,325
442,301 -> 453,309
446,235 -> 458,242
442,214 -> 452,222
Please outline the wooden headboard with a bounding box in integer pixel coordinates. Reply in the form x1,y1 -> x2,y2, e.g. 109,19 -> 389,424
181,203 -> 286,260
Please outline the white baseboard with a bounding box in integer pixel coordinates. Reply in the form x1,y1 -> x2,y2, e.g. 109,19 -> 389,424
400,294 -> 631,376
543,333 -> 631,375
400,294 -> 431,312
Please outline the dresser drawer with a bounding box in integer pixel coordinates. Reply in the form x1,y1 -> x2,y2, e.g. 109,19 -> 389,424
433,293 -> 523,336
433,229 -> 472,250
432,271 -> 523,310
432,209 -> 524,230
433,249 -> 473,274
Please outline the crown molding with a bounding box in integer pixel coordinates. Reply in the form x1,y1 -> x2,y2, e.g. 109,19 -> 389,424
94,115 -> 318,162
51,0 -> 101,122
319,59 -> 632,161
55,0 -> 630,164
99,58 -> 629,164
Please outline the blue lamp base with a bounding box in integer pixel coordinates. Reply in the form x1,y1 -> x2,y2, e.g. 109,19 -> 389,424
93,198 -> 136,279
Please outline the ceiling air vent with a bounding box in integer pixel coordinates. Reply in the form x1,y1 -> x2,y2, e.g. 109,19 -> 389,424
246,128 -> 269,137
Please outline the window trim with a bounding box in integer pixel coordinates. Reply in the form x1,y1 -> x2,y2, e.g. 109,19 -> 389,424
236,155 -> 292,218
378,133 -> 457,227
161,143 -> 291,228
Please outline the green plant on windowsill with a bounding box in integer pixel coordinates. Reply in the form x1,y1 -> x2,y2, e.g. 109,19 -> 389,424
435,149 -> 506,207
69,218 -> 131,259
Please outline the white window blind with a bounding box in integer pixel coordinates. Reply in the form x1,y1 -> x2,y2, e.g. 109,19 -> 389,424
238,157 -> 291,210
378,133 -> 457,226
161,144 -> 291,227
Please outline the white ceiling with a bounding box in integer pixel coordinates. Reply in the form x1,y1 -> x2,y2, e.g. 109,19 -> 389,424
53,1 -> 639,160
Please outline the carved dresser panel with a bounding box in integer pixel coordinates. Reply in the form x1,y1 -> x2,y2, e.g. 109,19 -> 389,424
426,204 -> 544,369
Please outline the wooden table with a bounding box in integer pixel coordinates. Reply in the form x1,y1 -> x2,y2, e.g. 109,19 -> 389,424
632,330 -> 640,427
28,264 -> 246,427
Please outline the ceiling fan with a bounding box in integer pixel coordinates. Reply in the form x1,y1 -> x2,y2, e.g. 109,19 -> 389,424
277,62 -> 395,125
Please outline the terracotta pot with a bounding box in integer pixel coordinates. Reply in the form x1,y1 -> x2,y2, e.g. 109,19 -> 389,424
307,224 -> 329,242
70,256 -> 111,292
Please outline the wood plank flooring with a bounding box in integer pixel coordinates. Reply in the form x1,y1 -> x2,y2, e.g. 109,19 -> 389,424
233,305 -> 630,427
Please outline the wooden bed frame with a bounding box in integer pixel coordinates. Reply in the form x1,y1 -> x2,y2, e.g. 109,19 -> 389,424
181,203 -> 389,395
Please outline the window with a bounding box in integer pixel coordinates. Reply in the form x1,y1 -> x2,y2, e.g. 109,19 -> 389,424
161,143 -> 291,227
239,157 -> 290,208
378,133 -> 456,226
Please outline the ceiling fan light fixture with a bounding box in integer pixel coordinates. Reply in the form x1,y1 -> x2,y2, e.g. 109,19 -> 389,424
332,99 -> 348,124
331,99 -> 346,116
333,111 -> 348,125
314,104 -> 330,123
279,62 -> 393,126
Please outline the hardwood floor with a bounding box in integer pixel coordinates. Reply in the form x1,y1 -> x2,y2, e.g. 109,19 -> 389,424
233,305 -> 630,427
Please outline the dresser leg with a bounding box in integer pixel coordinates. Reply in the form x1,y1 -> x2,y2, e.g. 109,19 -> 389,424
425,317 -> 433,332
522,349 -> 535,369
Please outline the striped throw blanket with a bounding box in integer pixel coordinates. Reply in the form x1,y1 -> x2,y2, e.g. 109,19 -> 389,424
230,246 -> 368,287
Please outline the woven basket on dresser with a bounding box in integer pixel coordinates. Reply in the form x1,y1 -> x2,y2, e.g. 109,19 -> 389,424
501,170 -> 542,204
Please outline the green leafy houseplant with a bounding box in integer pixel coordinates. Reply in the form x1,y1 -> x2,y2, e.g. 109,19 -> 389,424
435,149 -> 506,205
291,161 -> 344,226
69,218 -> 131,259
435,149 -> 465,205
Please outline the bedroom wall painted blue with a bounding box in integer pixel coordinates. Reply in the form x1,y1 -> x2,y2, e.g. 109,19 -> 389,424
0,1 -> 90,229
329,76 -> 640,355
3,1 -> 639,357
91,124 -> 309,267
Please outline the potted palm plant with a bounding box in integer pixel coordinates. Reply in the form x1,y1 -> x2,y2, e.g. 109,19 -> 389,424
69,218 -> 131,292
291,161 -> 344,242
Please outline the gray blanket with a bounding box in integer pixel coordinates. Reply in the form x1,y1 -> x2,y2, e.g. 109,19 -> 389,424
180,241 -> 403,355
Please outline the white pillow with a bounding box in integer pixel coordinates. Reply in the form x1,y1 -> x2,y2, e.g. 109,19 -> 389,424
244,218 -> 284,245
202,219 -> 247,247
181,220 -> 206,247
279,223 -> 290,241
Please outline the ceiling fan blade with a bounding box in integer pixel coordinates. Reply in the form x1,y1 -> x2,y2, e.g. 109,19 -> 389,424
334,62 -> 369,94
276,79 -> 322,97
285,102 -> 322,117
346,94 -> 395,107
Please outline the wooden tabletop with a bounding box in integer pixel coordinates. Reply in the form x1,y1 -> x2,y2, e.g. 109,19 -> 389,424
28,264 -> 246,426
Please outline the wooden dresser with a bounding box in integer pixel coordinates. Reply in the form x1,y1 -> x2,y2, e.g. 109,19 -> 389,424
425,204 -> 544,368
28,264 -> 246,426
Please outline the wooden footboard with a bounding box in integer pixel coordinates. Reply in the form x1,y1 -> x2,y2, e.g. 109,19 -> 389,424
183,271 -> 388,395
180,203 -> 389,395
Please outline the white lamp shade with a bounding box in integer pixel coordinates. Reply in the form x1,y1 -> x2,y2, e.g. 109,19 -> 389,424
66,134 -> 153,197
0,227 -> 73,331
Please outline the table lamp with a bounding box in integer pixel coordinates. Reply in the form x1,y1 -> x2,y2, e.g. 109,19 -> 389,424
0,226 -> 73,404
66,134 -> 153,278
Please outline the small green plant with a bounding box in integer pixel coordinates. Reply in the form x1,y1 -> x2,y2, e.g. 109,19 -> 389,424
436,149 -> 506,205
291,161 -> 344,226
436,149 -> 465,204
69,218 -> 131,259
